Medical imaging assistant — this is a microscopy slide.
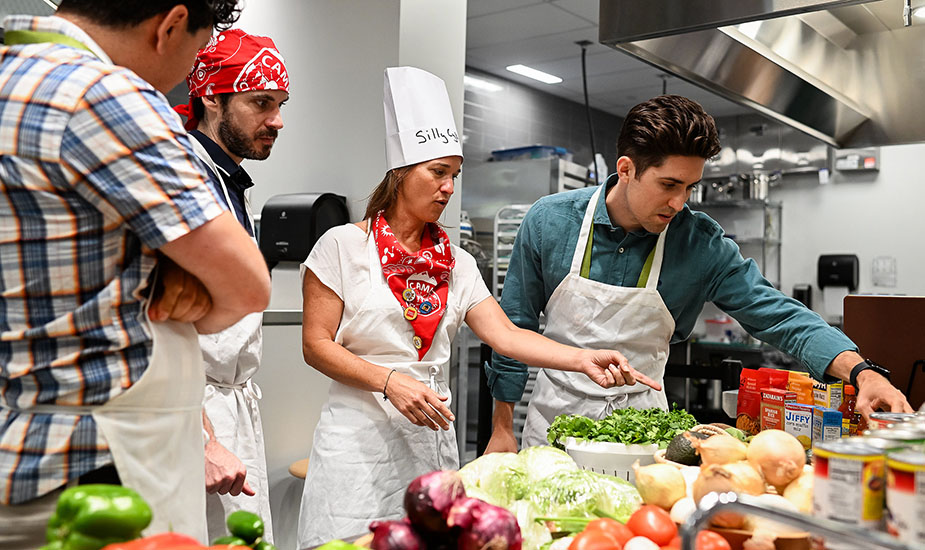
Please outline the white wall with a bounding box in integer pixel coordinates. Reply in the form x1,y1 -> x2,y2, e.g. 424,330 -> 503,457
233,2 -> 466,548
772,142 -> 925,320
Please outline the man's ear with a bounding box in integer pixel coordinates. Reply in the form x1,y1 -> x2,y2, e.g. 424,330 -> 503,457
201,95 -> 223,119
153,5 -> 191,55
616,155 -> 635,182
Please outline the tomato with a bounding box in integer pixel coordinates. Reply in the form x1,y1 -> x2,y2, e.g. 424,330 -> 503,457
625,505 -> 678,547
568,529 -> 621,550
695,530 -> 731,550
660,535 -> 681,550
585,518 -> 634,547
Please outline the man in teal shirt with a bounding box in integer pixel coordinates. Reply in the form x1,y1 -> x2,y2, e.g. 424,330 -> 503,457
488,95 -> 912,450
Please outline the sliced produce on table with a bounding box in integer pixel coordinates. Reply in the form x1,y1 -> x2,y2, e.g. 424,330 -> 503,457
547,407 -> 697,449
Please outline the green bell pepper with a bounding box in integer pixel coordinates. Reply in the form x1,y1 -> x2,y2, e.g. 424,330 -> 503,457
43,484 -> 153,550
225,511 -> 263,544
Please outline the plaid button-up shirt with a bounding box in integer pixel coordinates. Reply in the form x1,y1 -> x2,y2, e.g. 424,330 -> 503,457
0,15 -> 225,504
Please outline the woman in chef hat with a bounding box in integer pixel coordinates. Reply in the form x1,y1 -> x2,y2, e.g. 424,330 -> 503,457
295,67 -> 660,545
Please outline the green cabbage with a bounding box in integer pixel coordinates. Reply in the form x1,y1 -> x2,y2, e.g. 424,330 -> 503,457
525,469 -> 641,523
518,445 -> 578,483
508,499 -> 551,550
458,451 -> 527,506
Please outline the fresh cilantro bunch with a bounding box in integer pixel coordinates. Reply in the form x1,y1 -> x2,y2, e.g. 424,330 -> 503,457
546,405 -> 697,449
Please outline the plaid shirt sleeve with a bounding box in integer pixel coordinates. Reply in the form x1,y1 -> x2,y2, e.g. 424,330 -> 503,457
61,69 -> 226,248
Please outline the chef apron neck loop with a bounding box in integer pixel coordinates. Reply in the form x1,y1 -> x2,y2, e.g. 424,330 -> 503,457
580,221 -> 658,288
4,29 -> 102,61
576,186 -> 667,290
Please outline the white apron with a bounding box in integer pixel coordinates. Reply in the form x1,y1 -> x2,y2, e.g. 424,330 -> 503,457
189,138 -> 272,543
8,305 -> 209,541
521,185 -> 675,448
296,235 -> 458,548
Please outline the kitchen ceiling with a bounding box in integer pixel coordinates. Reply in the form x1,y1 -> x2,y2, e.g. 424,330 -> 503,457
465,0 -> 751,118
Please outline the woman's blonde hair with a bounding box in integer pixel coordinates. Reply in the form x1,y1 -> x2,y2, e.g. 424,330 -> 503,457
363,165 -> 414,223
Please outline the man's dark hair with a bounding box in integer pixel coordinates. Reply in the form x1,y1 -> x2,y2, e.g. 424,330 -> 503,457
617,95 -> 721,177
56,0 -> 241,32
191,93 -> 231,124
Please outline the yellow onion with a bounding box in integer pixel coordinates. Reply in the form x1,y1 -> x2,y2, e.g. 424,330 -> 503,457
689,433 -> 747,466
746,430 -> 805,491
632,461 -> 686,510
692,461 -> 766,528
782,465 -> 813,514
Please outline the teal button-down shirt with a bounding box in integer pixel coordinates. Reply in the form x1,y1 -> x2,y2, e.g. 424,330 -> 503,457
488,178 -> 856,402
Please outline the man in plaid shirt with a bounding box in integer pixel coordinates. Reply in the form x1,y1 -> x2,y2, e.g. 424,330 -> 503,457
0,1 -> 272,546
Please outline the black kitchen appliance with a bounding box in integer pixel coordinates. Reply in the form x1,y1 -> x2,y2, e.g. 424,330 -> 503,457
259,193 -> 349,269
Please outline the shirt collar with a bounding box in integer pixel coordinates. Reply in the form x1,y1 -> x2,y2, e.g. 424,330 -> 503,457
591,173 -> 664,237
189,130 -> 254,192
3,15 -> 113,64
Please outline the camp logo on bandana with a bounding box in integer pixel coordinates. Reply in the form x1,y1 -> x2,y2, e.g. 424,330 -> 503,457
174,29 -> 290,130
373,211 -> 454,360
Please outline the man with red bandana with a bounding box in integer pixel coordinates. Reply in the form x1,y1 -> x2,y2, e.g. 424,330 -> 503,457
175,28 -> 288,543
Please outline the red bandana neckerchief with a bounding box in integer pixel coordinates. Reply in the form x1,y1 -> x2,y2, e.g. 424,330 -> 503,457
373,211 -> 455,360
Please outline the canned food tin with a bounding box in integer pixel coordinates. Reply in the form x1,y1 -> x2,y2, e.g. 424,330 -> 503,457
813,440 -> 885,531
856,436 -> 913,454
868,412 -> 914,430
861,429 -> 925,450
886,449 -> 925,545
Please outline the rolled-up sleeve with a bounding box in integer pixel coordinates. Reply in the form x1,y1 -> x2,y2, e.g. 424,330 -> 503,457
703,226 -> 856,382
488,203 -> 548,402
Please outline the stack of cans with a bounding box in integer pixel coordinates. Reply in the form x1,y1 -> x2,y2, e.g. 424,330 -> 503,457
812,410 -> 925,548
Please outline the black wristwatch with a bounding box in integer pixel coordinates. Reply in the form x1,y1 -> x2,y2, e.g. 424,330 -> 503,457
849,359 -> 890,390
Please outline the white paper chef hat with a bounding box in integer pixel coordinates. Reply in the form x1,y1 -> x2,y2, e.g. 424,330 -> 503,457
384,66 -> 463,171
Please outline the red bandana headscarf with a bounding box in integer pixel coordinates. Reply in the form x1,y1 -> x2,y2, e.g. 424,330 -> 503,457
174,29 -> 290,131
373,211 -> 455,360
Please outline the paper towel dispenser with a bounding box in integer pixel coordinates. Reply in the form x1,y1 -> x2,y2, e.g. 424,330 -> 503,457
259,192 -> 349,269
818,254 -> 859,292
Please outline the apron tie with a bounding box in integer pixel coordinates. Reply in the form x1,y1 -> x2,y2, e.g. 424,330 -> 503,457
207,378 -> 263,438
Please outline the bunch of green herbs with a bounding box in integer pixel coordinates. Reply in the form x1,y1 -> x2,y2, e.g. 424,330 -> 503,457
546,405 -> 697,449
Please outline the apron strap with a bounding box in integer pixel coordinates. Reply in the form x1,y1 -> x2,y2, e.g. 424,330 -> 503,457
4,29 -> 103,62
575,185 -> 668,289
570,185 -> 604,274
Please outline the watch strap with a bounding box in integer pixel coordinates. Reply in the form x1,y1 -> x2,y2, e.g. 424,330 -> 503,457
849,359 -> 890,389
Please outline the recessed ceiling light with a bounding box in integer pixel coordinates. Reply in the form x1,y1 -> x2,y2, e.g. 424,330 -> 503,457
505,64 -> 562,84
915,6 -> 925,18
464,75 -> 503,92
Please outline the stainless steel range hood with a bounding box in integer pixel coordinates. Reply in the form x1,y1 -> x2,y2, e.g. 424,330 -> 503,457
600,0 -> 925,148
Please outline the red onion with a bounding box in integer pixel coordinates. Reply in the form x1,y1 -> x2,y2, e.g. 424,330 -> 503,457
404,470 -> 467,534
369,519 -> 424,550
447,497 -> 523,550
